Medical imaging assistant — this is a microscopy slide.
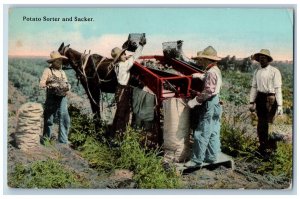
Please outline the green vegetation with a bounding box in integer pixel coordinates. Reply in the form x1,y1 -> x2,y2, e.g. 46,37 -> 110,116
221,118 -> 292,179
68,105 -> 181,188
8,58 -> 86,103
8,159 -> 89,188
8,61 -> 43,103
80,136 -> 116,172
220,119 -> 258,158
116,128 -> 181,188
68,104 -> 101,148
256,142 -> 293,178
221,62 -> 293,122
271,142 -> 293,178
219,62 -> 293,180
8,57 -> 293,188
220,71 -> 252,105
277,63 -> 294,124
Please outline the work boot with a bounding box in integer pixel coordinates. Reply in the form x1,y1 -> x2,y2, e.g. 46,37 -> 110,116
256,149 -> 271,161
269,133 -> 284,141
204,158 -> 217,164
184,160 -> 202,169
50,135 -> 57,141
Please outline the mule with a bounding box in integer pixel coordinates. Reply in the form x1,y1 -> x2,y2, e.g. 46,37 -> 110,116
58,42 -> 118,123
58,42 -> 161,145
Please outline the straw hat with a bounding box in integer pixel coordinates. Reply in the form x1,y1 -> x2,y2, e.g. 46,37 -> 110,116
47,51 -> 68,63
192,46 -> 221,61
252,49 -> 273,62
111,47 -> 126,63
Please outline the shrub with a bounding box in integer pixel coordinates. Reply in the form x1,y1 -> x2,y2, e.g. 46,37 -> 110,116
220,120 -> 258,159
220,71 -> 252,106
256,142 -> 293,179
271,142 -> 293,178
116,127 -> 181,188
8,159 -> 89,188
68,105 -> 108,149
221,117 -> 293,181
80,136 -> 117,172
69,121 -> 181,188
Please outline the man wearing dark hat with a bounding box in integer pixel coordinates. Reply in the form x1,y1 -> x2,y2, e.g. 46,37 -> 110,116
249,49 -> 283,158
111,37 -> 146,136
184,46 -> 223,168
40,51 -> 71,145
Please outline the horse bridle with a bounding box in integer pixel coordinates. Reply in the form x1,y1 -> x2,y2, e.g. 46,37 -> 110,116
62,45 -> 69,56
60,46 -> 101,107
61,46 -> 87,83
60,45 -> 115,108
61,45 -> 113,82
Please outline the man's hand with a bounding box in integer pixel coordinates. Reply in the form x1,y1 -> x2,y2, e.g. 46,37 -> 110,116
192,73 -> 205,80
139,37 -> 147,46
249,103 -> 256,112
277,106 -> 283,115
188,97 -> 201,108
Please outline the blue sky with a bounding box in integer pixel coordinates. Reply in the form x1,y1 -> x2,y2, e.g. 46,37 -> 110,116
8,7 -> 294,60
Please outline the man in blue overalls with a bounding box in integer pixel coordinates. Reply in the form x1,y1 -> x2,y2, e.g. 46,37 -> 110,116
40,51 -> 71,145
184,46 -> 223,168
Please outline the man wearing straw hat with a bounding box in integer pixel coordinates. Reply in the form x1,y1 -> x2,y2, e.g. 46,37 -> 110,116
111,37 -> 147,136
184,46 -> 223,168
39,51 -> 71,145
249,49 -> 283,158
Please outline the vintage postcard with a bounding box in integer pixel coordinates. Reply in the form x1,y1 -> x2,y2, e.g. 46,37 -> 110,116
5,5 -> 294,194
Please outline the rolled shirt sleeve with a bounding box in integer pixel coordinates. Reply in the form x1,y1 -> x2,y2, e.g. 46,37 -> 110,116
115,45 -> 144,85
123,45 -> 143,71
196,71 -> 217,103
275,87 -> 282,106
39,68 -> 51,89
249,87 -> 258,104
273,68 -> 282,89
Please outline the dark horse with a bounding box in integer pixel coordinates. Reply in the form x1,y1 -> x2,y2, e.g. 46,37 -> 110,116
58,42 -> 161,146
58,42 -> 118,123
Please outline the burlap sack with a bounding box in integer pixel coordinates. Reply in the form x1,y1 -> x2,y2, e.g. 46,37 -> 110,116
15,102 -> 43,151
163,98 -> 191,163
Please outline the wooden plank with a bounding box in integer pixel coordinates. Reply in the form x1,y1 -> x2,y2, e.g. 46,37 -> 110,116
175,152 -> 235,174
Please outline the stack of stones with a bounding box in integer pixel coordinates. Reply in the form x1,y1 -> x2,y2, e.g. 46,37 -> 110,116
15,102 -> 43,151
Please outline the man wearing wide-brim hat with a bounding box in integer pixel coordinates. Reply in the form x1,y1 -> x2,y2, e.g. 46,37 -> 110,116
184,46 -> 223,169
39,51 -> 71,145
249,49 -> 283,158
111,36 -> 147,136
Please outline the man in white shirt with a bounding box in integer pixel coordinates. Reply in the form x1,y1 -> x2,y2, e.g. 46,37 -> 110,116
111,37 -> 146,136
249,49 -> 283,158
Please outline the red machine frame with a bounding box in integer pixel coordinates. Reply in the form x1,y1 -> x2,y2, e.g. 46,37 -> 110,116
131,55 -> 204,103
130,55 -> 205,144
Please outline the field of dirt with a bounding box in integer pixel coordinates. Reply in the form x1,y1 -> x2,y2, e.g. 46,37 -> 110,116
6,81 -> 293,191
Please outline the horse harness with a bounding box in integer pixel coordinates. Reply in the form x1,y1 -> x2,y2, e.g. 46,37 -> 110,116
62,46 -> 115,84
61,45 -> 116,107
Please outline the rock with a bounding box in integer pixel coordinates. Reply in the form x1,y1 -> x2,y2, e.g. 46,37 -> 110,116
107,169 -> 135,188
109,169 -> 133,181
